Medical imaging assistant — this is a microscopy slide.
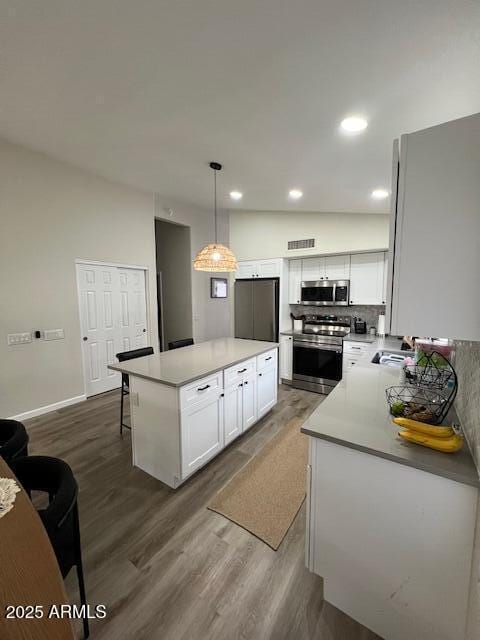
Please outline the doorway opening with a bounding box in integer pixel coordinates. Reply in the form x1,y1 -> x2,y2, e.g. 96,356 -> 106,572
155,218 -> 193,351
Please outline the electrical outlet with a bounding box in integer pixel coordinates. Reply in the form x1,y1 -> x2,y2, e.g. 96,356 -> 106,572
7,332 -> 33,345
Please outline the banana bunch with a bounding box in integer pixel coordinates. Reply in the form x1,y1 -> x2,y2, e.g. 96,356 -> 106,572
393,417 -> 463,453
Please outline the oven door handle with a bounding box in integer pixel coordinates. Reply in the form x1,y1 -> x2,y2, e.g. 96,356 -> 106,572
293,340 -> 342,353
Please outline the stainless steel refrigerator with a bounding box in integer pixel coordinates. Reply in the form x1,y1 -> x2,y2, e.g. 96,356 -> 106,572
234,279 -> 279,342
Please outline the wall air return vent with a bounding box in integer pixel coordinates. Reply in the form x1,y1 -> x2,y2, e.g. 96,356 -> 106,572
287,238 -> 315,250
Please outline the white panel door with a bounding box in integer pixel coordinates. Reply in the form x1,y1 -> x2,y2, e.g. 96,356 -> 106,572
77,265 -> 122,396
118,268 -> 148,351
242,374 -> 257,431
324,255 -> 350,280
77,264 -> 148,397
224,383 -> 243,445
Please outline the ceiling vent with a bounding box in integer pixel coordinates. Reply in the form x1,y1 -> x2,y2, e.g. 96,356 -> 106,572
287,238 -> 315,250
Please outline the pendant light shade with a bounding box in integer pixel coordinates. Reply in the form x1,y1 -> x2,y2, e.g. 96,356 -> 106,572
193,162 -> 238,273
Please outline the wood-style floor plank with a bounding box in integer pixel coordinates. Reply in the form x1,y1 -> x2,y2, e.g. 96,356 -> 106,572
24,385 -> 381,640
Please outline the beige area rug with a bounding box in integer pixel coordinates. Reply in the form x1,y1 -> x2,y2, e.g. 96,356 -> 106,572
208,417 -> 308,550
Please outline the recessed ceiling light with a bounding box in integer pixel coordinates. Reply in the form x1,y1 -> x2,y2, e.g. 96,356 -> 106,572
371,189 -> 389,200
229,190 -> 243,201
340,116 -> 368,133
289,189 -> 303,200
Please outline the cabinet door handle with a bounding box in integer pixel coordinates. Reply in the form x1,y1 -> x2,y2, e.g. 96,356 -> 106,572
237,367 -> 247,373
259,373 -> 263,377
265,356 -> 272,361
220,393 -> 224,398
197,384 -> 210,391
244,381 -> 249,385
238,382 -> 243,387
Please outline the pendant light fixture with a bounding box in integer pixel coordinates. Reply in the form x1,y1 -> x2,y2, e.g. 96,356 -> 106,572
193,162 -> 238,272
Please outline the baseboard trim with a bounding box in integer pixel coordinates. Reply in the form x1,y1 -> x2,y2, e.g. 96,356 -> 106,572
9,394 -> 86,421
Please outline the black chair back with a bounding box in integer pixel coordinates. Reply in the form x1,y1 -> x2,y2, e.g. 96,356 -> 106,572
11,455 -> 89,639
0,419 -> 29,463
168,338 -> 194,350
116,346 -> 154,388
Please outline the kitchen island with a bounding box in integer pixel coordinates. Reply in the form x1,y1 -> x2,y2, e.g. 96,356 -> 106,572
109,338 -> 278,488
302,337 -> 479,640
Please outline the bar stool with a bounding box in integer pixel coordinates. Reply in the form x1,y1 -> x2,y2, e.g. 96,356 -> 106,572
115,347 -> 154,434
0,419 -> 29,463
11,455 -> 89,639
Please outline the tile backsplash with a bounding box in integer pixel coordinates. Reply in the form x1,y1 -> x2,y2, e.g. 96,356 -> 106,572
454,340 -> 480,473
289,304 -> 385,332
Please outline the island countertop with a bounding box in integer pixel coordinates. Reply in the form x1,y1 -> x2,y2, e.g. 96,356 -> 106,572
108,337 -> 278,387
301,337 -> 480,488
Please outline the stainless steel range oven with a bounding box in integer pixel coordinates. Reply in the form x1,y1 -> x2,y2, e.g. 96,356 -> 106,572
292,315 -> 350,394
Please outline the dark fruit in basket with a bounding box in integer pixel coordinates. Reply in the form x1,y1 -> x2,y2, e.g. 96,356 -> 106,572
407,409 -> 436,423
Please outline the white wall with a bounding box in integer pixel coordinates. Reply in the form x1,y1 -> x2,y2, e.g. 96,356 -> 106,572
0,139 -> 231,418
229,210 -> 390,260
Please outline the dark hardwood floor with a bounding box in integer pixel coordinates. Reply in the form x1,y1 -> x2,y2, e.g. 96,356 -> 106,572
24,385 -> 380,640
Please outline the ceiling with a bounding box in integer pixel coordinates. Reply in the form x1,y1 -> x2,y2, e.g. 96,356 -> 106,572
1,0 -> 479,213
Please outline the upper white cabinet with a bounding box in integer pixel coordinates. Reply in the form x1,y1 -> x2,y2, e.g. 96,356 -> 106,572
349,252 -> 386,305
288,259 -> 302,304
288,252 -> 386,306
388,113 -> 480,340
300,255 -> 350,281
324,255 -> 350,280
236,259 -> 282,279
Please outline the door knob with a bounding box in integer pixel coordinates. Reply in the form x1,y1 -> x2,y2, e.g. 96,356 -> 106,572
83,336 -> 88,341
142,328 -> 146,332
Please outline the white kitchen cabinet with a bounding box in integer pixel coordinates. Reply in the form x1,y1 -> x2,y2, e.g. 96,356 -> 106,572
349,252 -> 385,305
301,257 -> 322,281
223,382 -> 243,446
306,437 -> 478,640
279,334 -> 293,381
257,363 -> 277,418
324,254 -> 350,280
388,113 -> 480,340
242,374 -> 257,430
236,258 -> 282,279
288,259 -> 303,304
181,393 -> 224,479
381,252 -> 388,305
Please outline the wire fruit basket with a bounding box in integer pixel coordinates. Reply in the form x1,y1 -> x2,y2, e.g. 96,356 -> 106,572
385,350 -> 457,424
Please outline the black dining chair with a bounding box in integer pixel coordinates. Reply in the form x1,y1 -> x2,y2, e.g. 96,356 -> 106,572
115,347 -> 154,435
168,338 -> 194,350
0,419 -> 29,463
10,455 -> 89,639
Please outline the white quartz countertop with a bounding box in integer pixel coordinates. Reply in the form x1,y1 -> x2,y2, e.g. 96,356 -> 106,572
301,337 -> 480,488
108,338 -> 278,387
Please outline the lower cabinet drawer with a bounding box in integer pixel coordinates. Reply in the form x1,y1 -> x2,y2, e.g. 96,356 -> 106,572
257,349 -> 277,371
344,341 -> 370,355
179,372 -> 223,409
224,357 -> 256,387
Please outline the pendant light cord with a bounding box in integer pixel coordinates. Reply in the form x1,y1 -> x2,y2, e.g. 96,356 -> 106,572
214,167 -> 218,244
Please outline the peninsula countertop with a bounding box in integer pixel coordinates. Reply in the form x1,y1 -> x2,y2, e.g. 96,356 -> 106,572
301,337 -> 480,488
108,338 -> 279,387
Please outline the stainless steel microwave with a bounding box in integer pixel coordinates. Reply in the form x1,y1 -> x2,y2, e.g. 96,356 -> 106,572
300,280 -> 350,306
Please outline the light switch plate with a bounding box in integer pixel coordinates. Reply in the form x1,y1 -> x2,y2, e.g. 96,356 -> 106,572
44,329 -> 65,341
7,332 -> 33,345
